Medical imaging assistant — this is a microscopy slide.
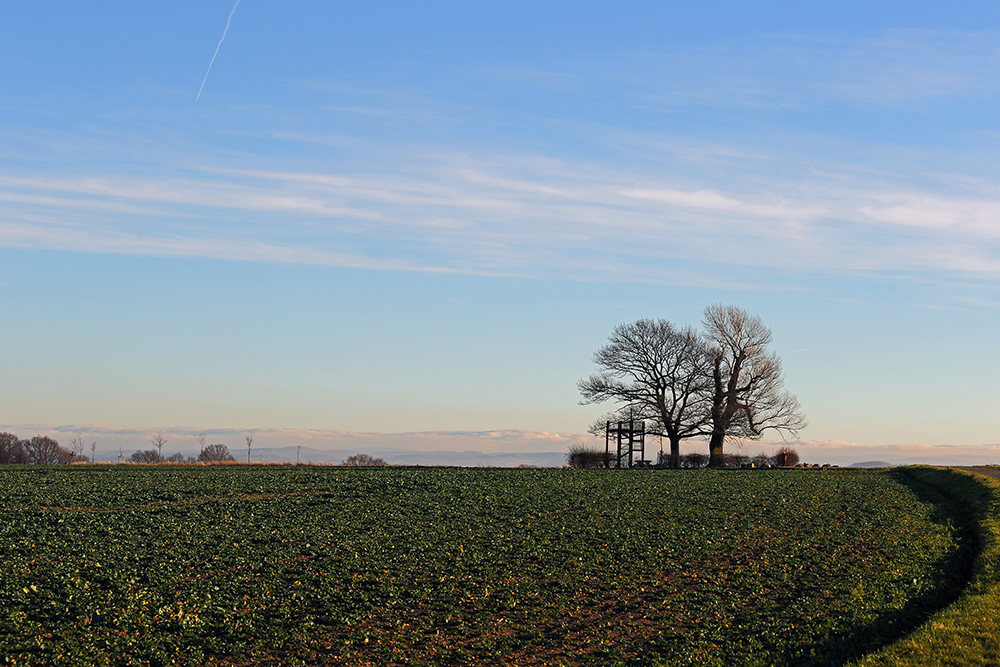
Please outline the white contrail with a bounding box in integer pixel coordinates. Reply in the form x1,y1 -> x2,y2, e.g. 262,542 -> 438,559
196,0 -> 242,101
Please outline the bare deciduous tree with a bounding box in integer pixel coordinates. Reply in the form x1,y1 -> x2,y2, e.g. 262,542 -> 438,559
24,436 -> 72,465
578,319 -> 713,467
703,305 -> 806,467
342,453 -> 387,466
130,449 -> 161,464
0,432 -> 27,464
151,430 -> 167,463
195,434 -> 206,459
90,441 -> 97,464
245,433 -> 254,464
70,437 -> 86,462
199,443 -> 235,463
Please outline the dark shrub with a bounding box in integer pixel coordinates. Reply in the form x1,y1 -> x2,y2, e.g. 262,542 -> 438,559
775,447 -> 800,467
725,453 -> 749,468
567,445 -> 606,469
680,452 -> 709,469
130,449 -> 161,464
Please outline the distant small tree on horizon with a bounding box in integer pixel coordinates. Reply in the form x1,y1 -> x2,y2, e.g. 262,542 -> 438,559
130,449 -> 161,464
342,453 -> 387,467
151,430 -> 167,461
70,437 -> 86,461
199,443 -> 235,463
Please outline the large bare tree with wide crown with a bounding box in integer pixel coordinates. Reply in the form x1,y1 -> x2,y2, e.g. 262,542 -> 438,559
703,304 -> 807,467
580,306 -> 806,467
578,318 -> 713,468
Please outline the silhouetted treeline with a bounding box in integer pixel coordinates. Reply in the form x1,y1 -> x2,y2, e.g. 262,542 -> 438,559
129,443 -> 236,464
0,433 -> 74,464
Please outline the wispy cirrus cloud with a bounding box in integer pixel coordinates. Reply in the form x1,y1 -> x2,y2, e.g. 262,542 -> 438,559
859,193 -> 1000,236
3,146 -> 1000,282
622,187 -> 827,221
3,26 -> 1000,285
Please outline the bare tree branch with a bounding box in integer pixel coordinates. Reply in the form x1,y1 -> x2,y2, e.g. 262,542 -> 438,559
150,430 -> 167,463
579,319 -> 713,467
703,305 -> 807,467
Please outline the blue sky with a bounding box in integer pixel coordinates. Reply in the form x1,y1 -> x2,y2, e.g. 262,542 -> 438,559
2,1 -> 1000,462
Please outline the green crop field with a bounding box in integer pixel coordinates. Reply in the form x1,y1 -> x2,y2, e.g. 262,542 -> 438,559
0,466 -> 975,666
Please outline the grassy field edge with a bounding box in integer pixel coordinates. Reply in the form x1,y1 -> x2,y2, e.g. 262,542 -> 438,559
854,466 -> 1000,666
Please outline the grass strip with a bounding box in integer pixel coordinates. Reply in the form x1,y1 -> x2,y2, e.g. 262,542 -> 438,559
854,466 -> 1000,666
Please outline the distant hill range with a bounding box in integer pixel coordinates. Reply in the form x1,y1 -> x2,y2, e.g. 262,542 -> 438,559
849,460 -> 894,468
252,447 -> 567,468
90,446 -> 569,468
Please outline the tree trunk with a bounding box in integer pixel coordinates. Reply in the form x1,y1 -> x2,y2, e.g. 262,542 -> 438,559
708,359 -> 728,468
707,429 -> 726,467
669,435 -> 681,468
